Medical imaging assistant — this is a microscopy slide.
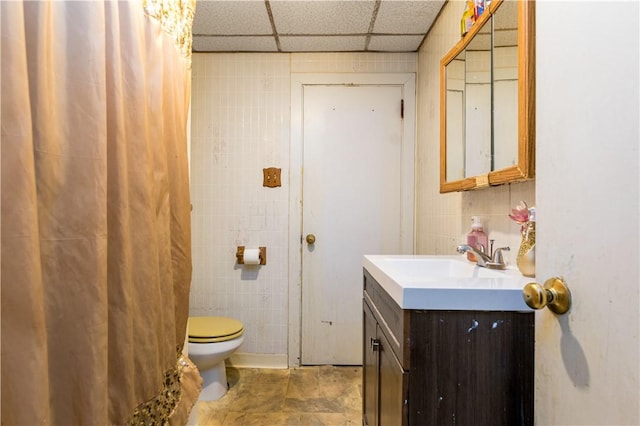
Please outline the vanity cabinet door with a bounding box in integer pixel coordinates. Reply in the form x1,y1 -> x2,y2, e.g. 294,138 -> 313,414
363,299 -> 408,426
378,325 -> 407,426
363,302 -> 379,426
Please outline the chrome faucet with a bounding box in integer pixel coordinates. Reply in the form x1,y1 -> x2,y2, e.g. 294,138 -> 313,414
456,240 -> 510,269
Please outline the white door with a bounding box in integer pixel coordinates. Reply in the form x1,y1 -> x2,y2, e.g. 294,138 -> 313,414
534,2 -> 639,423
300,84 -> 406,365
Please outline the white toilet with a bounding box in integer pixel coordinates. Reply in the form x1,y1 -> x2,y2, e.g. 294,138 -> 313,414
188,316 -> 244,401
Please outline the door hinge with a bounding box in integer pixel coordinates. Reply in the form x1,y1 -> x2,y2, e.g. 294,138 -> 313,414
401,99 -> 404,119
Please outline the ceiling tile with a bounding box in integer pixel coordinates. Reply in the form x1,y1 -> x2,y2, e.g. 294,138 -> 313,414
279,36 -> 367,52
374,0 -> 446,34
368,35 -> 425,51
191,0 -> 445,52
193,1 -> 273,35
270,1 -> 376,35
193,36 -> 279,52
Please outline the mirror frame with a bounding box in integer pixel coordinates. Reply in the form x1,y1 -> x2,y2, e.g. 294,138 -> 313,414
439,0 -> 535,193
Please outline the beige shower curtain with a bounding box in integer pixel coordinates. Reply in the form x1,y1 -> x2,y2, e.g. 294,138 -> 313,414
1,1 -> 200,424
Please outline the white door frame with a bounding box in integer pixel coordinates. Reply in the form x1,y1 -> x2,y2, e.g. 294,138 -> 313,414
288,73 -> 416,367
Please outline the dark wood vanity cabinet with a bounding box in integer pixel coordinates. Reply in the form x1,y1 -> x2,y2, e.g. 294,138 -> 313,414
362,269 -> 534,426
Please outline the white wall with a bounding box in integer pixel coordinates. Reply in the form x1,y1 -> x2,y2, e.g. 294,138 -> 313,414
190,54 -> 291,362
189,53 -> 417,364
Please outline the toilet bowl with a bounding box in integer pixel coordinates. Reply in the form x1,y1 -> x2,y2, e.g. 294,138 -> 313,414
188,316 -> 244,401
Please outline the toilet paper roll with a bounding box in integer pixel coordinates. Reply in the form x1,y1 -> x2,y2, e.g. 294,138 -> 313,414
243,248 -> 261,265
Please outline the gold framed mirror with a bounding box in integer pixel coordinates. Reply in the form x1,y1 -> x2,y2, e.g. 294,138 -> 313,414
440,0 -> 535,193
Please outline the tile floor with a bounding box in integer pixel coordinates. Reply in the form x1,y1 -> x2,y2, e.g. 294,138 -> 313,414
196,366 -> 363,426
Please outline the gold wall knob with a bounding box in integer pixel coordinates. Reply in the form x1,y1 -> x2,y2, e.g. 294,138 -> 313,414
522,277 -> 571,315
305,234 -> 316,244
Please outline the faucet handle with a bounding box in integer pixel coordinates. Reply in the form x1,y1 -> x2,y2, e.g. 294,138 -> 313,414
491,247 -> 510,264
484,246 -> 510,269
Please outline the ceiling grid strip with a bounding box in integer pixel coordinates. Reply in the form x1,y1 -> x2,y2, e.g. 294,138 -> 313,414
365,0 -> 382,51
264,0 -> 282,52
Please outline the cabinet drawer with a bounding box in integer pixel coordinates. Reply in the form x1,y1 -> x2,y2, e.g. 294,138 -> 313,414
363,269 -> 410,368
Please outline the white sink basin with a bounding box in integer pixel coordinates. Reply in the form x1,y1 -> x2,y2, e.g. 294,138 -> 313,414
363,255 -> 532,311
375,256 -> 508,279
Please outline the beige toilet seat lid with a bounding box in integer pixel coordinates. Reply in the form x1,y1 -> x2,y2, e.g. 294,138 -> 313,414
188,316 -> 244,343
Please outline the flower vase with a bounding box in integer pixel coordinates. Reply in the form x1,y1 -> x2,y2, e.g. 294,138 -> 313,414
516,220 -> 536,277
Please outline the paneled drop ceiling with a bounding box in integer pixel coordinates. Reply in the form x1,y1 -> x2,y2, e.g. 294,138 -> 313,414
193,0 -> 447,53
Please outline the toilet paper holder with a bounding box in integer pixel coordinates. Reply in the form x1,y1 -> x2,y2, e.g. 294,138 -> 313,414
236,246 -> 267,265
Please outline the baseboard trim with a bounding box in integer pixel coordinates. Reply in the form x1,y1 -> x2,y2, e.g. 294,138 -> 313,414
227,352 -> 288,369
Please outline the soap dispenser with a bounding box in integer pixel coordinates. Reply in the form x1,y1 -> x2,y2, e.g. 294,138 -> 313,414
466,216 -> 488,262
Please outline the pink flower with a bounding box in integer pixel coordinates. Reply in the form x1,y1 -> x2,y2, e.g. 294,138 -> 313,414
509,201 -> 530,233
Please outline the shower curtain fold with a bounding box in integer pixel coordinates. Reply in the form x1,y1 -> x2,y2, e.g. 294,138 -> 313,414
1,1 -> 199,424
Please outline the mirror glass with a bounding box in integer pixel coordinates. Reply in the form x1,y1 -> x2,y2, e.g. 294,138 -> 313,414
463,16 -> 492,178
440,0 -> 534,193
444,45 -> 465,181
444,16 -> 492,182
492,0 -> 518,171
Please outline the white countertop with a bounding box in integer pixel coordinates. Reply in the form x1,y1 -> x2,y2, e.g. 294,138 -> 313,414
363,254 -> 533,312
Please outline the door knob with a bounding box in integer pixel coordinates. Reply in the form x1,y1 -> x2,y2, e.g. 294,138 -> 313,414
522,277 -> 571,315
306,234 -> 316,244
